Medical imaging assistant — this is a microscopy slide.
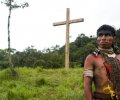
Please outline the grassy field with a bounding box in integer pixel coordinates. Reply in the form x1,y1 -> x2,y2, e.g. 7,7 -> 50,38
0,67 -> 85,100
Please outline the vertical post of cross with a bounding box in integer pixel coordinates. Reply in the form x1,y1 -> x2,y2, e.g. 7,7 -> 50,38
53,8 -> 84,69
65,8 -> 70,69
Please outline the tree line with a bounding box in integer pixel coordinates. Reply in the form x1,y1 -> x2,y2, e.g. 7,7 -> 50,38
0,29 -> 120,69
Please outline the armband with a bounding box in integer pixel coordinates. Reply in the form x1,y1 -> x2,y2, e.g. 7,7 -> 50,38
83,69 -> 93,78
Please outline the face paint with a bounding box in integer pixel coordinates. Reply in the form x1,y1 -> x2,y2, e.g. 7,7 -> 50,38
96,33 -> 114,49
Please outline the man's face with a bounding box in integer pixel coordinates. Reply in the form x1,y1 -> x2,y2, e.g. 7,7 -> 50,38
96,33 -> 115,49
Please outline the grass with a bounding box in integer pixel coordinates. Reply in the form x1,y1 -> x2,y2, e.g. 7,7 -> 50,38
0,67 -> 85,100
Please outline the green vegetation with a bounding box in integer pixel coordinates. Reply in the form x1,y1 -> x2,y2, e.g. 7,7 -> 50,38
0,67 -> 85,100
0,30 -> 120,69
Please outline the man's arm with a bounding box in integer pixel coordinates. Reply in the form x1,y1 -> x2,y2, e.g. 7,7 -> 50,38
83,54 -> 94,100
84,76 -> 93,100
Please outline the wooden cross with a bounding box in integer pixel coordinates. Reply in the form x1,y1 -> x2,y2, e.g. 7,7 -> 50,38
53,8 -> 84,69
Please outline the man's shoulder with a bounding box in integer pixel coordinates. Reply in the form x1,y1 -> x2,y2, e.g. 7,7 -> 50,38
85,54 -> 97,60
86,48 -> 100,58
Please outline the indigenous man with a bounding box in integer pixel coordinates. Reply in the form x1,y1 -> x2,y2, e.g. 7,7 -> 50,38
83,24 -> 120,100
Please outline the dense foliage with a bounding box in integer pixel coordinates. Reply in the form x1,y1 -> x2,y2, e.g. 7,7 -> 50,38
0,30 -> 120,69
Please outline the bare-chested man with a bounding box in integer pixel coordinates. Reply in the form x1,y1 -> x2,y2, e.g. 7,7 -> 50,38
84,24 -> 120,100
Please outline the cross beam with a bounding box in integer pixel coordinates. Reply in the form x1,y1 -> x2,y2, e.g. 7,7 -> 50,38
53,18 -> 84,26
53,8 -> 84,69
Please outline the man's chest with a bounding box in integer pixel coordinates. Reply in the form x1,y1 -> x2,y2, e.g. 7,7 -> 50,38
93,57 -> 107,76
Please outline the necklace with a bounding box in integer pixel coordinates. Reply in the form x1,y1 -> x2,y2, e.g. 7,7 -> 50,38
98,47 -> 116,58
98,47 -> 114,54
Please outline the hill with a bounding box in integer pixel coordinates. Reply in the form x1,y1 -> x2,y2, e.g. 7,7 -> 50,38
0,67 -> 85,100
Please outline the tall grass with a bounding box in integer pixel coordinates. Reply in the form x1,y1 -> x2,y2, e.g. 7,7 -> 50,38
0,67 -> 85,100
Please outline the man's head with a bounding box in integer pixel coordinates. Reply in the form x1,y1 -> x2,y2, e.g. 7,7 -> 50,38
96,24 -> 116,49
97,24 -> 116,37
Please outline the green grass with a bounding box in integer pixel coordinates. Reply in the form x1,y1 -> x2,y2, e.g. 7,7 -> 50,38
0,67 -> 85,100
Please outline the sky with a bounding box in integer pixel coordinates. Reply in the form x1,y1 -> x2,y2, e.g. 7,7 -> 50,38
0,0 -> 120,51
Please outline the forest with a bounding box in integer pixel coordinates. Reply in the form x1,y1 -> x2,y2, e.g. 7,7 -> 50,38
0,29 -> 120,69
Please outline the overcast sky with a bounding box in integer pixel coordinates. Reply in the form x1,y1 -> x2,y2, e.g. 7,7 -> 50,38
0,0 -> 120,51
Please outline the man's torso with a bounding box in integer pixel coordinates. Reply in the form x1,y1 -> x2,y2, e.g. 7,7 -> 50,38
93,53 -> 120,93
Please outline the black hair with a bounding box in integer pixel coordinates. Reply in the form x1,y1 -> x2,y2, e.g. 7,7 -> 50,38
97,24 -> 116,37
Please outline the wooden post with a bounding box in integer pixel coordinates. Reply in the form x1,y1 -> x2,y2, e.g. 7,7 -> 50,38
53,8 -> 84,69
65,8 -> 70,69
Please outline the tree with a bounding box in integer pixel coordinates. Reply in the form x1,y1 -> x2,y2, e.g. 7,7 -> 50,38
75,33 -> 90,47
1,0 -> 29,70
0,49 -> 9,68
